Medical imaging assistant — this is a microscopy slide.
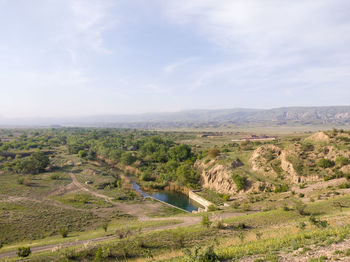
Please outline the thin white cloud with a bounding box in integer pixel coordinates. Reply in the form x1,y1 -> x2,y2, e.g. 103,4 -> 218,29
161,0 -> 350,95
163,57 -> 199,73
69,0 -> 116,54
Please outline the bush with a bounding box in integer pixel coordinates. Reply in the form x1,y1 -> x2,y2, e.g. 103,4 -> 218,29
17,177 -> 25,184
236,222 -> 247,230
295,200 -> 307,215
59,227 -> 69,238
207,204 -> 219,212
232,174 -> 247,191
335,156 -> 349,166
172,232 -> 185,248
50,173 -> 61,180
184,245 -> 219,262
274,184 -> 289,193
300,143 -> 314,152
317,158 -> 335,168
78,150 -> 87,158
102,222 -> 109,232
17,247 -> 31,257
309,215 -> 329,228
208,149 -> 220,159
297,221 -> 306,230
201,214 -> 211,228
213,220 -> 225,229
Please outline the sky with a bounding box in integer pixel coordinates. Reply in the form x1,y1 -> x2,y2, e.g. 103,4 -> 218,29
1,0 -> 350,118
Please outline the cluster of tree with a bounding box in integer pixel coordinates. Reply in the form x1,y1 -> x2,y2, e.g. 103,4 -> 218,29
63,129 -> 200,187
0,128 -> 201,187
10,151 -> 50,174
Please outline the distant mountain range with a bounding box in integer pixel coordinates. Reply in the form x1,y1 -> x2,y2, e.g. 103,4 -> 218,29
1,106 -> 350,128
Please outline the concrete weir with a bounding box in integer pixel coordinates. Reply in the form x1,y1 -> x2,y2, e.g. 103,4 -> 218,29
144,196 -> 191,213
189,190 -> 213,212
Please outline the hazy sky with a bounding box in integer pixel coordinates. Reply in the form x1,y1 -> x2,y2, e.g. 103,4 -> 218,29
1,0 -> 350,118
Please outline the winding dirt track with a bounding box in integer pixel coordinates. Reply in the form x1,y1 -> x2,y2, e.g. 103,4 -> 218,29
0,173 -> 253,260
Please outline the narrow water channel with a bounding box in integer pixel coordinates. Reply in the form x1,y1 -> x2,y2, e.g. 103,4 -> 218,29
131,181 -> 203,212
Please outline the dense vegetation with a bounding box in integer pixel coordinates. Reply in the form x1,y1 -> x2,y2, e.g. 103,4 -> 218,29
0,128 -> 201,188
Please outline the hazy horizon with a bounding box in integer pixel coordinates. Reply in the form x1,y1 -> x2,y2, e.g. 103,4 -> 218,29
1,0 -> 350,118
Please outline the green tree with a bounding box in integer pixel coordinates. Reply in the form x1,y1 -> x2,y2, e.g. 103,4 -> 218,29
120,152 -> 136,165
14,151 -> 49,174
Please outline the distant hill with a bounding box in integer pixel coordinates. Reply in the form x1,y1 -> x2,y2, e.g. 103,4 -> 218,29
1,106 -> 350,128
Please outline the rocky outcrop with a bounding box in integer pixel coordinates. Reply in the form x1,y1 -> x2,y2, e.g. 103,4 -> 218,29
250,144 -> 282,174
196,159 -> 271,194
341,164 -> 350,174
197,160 -> 236,194
305,132 -> 330,143
250,145 -> 318,184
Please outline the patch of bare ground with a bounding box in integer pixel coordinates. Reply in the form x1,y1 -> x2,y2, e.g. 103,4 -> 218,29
291,177 -> 347,195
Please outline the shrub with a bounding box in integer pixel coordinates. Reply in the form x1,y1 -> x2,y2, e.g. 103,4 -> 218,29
317,158 -> 335,168
78,150 -> 87,158
17,177 -> 25,185
295,200 -> 307,215
59,227 -> 69,238
207,204 -> 219,212
338,183 -> 350,189
300,143 -> 314,152
183,245 -> 219,262
274,184 -> 289,193
236,222 -> 247,230
232,174 -> 246,191
50,173 -> 61,180
282,204 -> 290,211
102,222 -> 108,232
17,247 -> 31,257
297,221 -> 306,230
309,215 -> 329,228
201,214 -> 211,228
335,156 -> 349,166
172,232 -> 185,248
208,148 -> 220,159
213,220 -> 225,229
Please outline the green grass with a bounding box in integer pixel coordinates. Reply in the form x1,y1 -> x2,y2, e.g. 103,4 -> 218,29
0,201 -> 98,244
0,218 -> 181,255
218,225 -> 350,260
52,192 -> 113,209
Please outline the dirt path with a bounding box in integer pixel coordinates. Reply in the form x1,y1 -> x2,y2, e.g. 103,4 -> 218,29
291,177 -> 347,194
70,173 -> 114,203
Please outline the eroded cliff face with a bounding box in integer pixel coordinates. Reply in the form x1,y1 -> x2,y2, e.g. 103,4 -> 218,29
197,160 -> 236,194
250,145 -> 320,184
196,159 -> 271,194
